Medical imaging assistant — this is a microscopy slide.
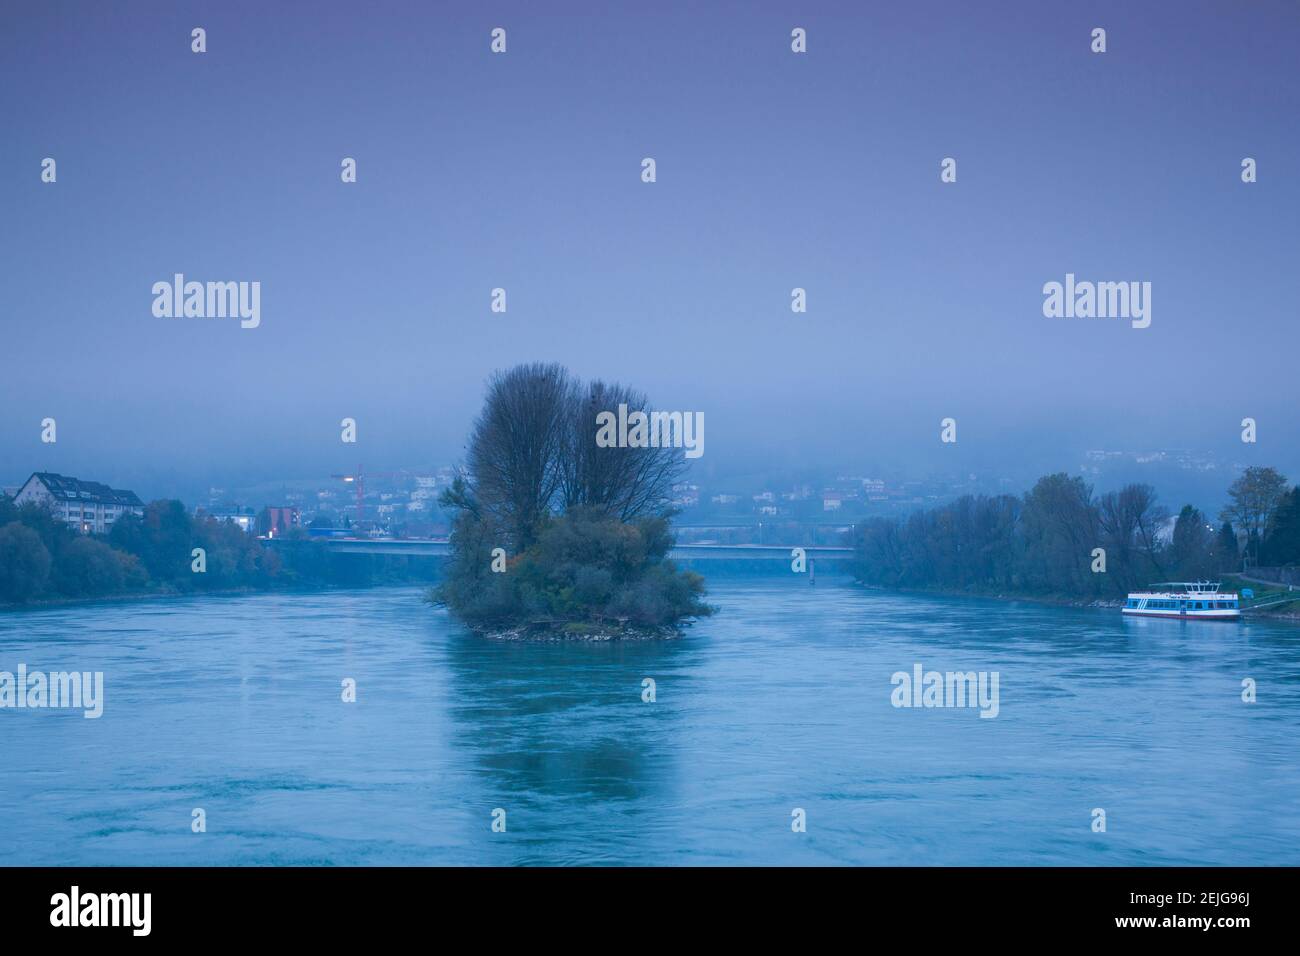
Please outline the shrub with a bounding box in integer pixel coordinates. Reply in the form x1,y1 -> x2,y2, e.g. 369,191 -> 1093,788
431,508 -> 712,633
0,522 -> 53,603
54,537 -> 126,597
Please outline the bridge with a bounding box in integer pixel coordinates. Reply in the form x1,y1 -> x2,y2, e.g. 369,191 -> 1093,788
290,538 -> 853,561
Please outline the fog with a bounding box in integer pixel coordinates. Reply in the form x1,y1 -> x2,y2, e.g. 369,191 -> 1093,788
3,1 -> 1297,505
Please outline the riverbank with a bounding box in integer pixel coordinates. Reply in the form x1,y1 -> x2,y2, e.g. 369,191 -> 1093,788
0,581 -> 403,614
856,580 -> 1300,621
856,582 -> 1123,611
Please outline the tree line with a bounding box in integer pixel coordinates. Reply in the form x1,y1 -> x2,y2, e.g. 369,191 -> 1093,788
853,466 -> 1300,597
0,497 -> 427,605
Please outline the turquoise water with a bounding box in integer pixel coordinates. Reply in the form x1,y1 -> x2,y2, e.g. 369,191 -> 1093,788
2,578 -> 1298,865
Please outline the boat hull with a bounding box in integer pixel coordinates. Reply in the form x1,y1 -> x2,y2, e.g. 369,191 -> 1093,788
1121,608 -> 1240,621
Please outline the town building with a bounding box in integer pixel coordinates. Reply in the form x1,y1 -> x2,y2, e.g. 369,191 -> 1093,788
199,510 -> 256,533
671,481 -> 700,508
259,506 -> 300,537
11,472 -> 145,534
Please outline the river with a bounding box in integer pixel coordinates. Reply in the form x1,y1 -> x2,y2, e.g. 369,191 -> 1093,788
2,577 -> 1297,865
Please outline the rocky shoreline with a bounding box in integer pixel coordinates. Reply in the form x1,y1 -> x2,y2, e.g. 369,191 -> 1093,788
472,621 -> 688,642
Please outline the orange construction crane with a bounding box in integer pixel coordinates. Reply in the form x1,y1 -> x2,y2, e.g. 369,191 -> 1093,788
329,465 -> 406,529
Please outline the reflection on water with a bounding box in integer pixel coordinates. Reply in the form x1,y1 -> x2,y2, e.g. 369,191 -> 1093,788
1,578 -> 1298,865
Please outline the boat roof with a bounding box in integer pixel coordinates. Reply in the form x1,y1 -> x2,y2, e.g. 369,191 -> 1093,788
1129,590 -> 1237,595
1128,589 -> 1238,597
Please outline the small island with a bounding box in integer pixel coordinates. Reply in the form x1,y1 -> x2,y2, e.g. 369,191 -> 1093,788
429,363 -> 713,638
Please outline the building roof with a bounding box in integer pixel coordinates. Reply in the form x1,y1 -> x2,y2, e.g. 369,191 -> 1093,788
27,472 -> 144,507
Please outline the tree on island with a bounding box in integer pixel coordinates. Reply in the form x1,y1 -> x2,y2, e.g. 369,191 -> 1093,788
431,362 -> 712,636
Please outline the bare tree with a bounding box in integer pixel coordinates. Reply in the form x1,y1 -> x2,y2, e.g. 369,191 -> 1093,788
561,379 -> 684,522
466,363 -> 574,549
1021,473 -> 1098,593
1098,483 -> 1167,589
1220,466 -> 1289,565
463,364 -> 685,547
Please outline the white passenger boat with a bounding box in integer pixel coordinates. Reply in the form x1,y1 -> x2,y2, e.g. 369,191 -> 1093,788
1122,581 -> 1241,620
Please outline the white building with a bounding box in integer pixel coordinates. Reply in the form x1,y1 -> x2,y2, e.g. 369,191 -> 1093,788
12,472 -> 144,534
671,481 -> 700,507
204,512 -> 255,533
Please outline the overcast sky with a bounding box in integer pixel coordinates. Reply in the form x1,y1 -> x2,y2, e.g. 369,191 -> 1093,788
2,0 -> 1297,501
